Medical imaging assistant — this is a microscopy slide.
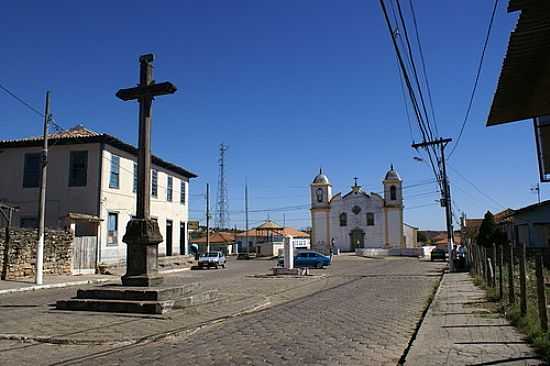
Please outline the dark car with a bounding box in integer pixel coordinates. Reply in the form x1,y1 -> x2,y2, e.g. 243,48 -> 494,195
277,251 -> 332,268
430,248 -> 446,262
237,252 -> 251,260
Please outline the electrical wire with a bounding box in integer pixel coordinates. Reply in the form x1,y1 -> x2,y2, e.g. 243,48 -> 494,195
448,0 -> 500,158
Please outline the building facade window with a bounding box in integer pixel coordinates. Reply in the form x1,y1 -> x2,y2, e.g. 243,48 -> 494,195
152,169 -> 158,197
109,155 -> 120,189
367,212 -> 375,226
133,162 -> 138,193
167,176 -> 173,201
22,153 -> 41,188
69,151 -> 88,187
339,213 -> 347,227
107,212 -> 118,246
390,185 -> 397,201
180,180 -> 186,204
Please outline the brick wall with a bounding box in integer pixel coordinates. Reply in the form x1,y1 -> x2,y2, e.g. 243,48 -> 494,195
0,228 -> 73,279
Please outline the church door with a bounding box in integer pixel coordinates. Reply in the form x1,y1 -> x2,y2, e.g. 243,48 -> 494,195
349,228 -> 365,250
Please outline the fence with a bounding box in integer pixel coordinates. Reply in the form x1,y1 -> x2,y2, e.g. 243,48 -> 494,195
468,241 -> 549,335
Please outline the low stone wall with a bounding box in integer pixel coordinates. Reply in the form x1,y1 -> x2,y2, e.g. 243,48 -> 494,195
355,247 -> 424,257
355,248 -> 390,257
0,228 -> 73,279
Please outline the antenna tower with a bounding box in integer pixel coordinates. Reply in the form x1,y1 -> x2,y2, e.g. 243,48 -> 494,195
215,143 -> 229,229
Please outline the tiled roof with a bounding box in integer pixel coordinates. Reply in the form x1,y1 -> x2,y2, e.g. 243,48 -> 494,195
0,124 -> 197,178
237,226 -> 310,239
192,232 -> 236,244
487,2 -> 550,125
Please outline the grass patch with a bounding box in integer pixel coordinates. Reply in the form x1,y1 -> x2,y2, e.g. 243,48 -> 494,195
472,263 -> 550,363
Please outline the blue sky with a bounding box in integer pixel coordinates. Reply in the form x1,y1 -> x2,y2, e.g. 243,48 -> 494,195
0,1 -> 539,230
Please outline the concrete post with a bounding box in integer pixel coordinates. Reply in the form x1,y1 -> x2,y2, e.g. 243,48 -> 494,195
284,235 -> 294,270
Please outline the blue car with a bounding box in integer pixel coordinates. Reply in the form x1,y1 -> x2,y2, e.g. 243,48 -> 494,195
278,251 -> 332,268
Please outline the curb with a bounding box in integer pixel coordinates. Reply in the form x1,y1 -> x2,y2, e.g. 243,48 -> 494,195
0,267 -> 192,296
0,278 -> 113,296
158,267 -> 191,275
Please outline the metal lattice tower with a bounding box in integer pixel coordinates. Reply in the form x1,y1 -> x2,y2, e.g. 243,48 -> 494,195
215,143 -> 229,229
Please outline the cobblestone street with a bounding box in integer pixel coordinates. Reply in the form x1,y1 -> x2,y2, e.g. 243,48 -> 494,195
0,256 -> 444,365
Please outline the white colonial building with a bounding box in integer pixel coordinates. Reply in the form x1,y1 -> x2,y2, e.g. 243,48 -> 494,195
0,125 -> 197,271
310,167 -> 404,254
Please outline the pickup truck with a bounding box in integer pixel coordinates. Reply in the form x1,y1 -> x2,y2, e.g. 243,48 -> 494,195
198,252 -> 226,269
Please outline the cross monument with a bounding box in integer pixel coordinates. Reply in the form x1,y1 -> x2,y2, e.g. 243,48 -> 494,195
116,54 -> 177,287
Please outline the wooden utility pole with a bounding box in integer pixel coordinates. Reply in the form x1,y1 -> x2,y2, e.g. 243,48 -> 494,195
206,183 -> 210,253
36,91 -> 51,285
0,203 -> 17,280
519,240 -> 528,316
116,53 -> 176,287
508,242 -> 515,304
535,252 -> 548,332
412,137 -> 454,272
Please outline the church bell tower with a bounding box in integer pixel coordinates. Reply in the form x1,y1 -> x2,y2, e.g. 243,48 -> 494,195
311,169 -> 331,254
383,164 -> 404,248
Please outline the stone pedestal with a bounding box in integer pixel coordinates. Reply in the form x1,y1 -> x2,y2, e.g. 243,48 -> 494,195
122,219 -> 163,287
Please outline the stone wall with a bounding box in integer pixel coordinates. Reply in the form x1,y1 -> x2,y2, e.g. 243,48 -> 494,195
0,228 -> 73,279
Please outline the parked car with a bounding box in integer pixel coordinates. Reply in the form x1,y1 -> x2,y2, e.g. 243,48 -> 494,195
237,252 -> 252,260
430,248 -> 446,262
277,251 -> 332,268
198,252 -> 226,269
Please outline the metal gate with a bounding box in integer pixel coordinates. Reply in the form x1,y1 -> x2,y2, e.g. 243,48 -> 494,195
72,236 -> 97,274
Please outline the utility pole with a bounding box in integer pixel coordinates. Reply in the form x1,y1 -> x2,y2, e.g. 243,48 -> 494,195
206,183 -> 210,253
36,91 -> 51,285
283,213 -> 286,228
412,137 -> 455,272
245,182 -> 249,253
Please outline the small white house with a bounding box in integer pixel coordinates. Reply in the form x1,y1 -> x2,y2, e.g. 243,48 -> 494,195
0,125 -> 197,271
235,220 -> 311,257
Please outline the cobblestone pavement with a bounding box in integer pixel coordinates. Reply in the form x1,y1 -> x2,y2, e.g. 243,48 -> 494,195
0,256 -> 445,365
405,272 -> 544,366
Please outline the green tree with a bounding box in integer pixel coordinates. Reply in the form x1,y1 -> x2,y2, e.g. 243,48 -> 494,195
417,231 -> 428,243
477,211 -> 496,247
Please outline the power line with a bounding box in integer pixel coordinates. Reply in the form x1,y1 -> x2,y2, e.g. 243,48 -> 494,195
448,0 -> 500,158
408,0 -> 438,137
448,164 -> 506,210
380,0 -> 442,190
0,81 -> 44,117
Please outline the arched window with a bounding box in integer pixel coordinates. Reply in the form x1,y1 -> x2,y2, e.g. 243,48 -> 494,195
339,213 -> 347,227
390,185 -> 397,201
366,213 -> 375,226
316,188 -> 324,203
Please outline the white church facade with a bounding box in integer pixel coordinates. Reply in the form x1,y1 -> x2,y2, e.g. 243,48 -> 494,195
310,166 -> 404,254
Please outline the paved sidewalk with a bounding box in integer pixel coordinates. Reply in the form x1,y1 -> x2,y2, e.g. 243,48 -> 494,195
405,272 -> 545,365
0,274 -> 115,295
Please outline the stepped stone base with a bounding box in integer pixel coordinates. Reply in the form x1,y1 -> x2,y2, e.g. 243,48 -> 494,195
56,283 -> 215,314
272,267 -> 309,276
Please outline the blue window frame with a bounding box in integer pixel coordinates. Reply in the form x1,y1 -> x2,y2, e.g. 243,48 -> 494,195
109,155 -> 120,189
167,176 -> 173,201
133,162 -> 138,193
107,212 -> 118,246
152,169 -> 158,197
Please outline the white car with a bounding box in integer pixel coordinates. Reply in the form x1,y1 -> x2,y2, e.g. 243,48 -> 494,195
198,252 -> 226,269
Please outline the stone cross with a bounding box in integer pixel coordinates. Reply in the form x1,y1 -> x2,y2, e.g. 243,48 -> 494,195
116,54 -> 177,287
353,177 -> 358,187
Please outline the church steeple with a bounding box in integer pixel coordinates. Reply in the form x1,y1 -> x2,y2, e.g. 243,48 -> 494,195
351,177 -> 362,192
